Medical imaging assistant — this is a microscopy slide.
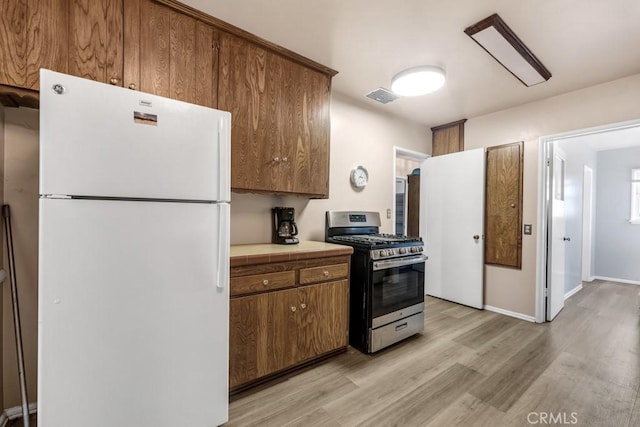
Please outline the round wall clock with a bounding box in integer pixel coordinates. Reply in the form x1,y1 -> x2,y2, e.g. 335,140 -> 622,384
350,165 -> 369,189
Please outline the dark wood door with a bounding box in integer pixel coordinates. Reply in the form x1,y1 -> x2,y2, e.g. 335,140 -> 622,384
406,174 -> 421,237
485,141 -> 524,268
296,280 -> 348,362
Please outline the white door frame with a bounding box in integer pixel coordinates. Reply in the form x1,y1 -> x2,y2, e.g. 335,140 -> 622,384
535,118 -> 640,323
582,165 -> 594,282
392,146 -> 429,233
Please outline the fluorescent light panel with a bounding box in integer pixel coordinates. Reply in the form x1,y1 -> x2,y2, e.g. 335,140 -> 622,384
465,14 -> 551,87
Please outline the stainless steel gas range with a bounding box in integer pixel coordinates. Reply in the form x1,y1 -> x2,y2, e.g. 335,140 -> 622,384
325,211 -> 426,353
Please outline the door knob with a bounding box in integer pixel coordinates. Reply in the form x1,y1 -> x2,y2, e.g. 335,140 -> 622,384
563,237 -> 571,241
473,235 -> 480,241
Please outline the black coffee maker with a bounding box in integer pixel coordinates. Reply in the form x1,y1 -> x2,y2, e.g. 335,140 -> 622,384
272,207 -> 299,245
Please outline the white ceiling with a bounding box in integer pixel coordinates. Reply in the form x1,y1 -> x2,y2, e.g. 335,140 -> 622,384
182,0 -> 640,128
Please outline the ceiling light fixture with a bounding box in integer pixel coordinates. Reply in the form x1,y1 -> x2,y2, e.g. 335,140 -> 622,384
391,66 -> 446,97
465,13 -> 551,87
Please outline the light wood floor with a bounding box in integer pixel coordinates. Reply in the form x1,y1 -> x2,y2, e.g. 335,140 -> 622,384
226,280 -> 640,426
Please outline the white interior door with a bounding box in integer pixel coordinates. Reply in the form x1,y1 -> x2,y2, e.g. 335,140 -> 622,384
419,149 -> 485,309
548,145 -> 567,320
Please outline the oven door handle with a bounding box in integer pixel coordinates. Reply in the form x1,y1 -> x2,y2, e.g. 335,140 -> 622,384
373,255 -> 427,271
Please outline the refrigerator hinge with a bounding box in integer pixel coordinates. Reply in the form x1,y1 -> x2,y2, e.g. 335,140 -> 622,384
41,194 -> 72,199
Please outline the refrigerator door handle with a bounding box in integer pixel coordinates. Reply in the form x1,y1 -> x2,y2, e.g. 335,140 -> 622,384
217,203 -> 230,290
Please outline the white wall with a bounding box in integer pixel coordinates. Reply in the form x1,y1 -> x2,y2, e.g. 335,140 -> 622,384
594,146 -> 640,282
556,140 -> 597,294
465,72 -> 640,317
230,93 -> 430,244
2,107 -> 39,409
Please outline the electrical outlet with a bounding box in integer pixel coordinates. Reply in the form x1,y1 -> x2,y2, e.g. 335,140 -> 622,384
524,224 -> 532,235
387,209 -> 392,219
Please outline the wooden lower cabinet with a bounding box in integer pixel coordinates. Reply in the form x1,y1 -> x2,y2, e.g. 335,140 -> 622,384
296,280 -> 348,361
229,257 -> 349,390
229,288 -> 297,388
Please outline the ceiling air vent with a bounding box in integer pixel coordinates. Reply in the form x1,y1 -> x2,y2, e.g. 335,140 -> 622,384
365,87 -> 399,104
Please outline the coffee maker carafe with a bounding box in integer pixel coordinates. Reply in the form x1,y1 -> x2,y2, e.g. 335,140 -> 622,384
272,207 -> 299,245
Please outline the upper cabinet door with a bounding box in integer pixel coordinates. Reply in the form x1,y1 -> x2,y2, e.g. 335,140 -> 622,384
0,0 -> 123,90
219,31 -> 331,197
123,0 -> 218,107
219,32 -> 279,193
68,0 -> 124,86
431,119 -> 467,157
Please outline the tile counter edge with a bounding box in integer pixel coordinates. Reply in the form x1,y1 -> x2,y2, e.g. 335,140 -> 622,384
230,241 -> 353,267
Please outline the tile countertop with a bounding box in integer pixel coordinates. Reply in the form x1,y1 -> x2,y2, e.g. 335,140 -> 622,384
230,241 -> 353,267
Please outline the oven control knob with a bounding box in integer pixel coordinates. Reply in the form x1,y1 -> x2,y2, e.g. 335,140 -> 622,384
419,246 -> 424,252
379,250 -> 386,257
399,248 -> 407,254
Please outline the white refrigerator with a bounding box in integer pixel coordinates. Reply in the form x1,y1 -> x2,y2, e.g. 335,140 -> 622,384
38,70 -> 230,426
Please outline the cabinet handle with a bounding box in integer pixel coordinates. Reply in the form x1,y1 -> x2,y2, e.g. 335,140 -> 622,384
291,306 -> 297,312
109,77 -> 119,85
128,83 -> 137,90
282,156 -> 288,162
300,303 -> 306,309
273,157 -> 280,162
323,270 -> 329,276
511,203 -> 516,208
262,279 -> 269,286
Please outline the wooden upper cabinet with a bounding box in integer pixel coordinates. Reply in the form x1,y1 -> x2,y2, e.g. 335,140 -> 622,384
123,0 -> 218,108
431,119 -> 467,157
0,0 -> 122,91
485,141 -> 524,268
219,31 -> 331,197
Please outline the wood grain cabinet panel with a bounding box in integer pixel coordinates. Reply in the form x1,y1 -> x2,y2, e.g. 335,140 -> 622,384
230,270 -> 296,296
0,0 -> 120,91
229,289 -> 297,389
296,279 -> 348,362
219,31 -> 331,198
68,0 -> 123,86
299,263 -> 349,285
123,0 -> 218,107
431,119 -> 467,157
485,141 -> 524,268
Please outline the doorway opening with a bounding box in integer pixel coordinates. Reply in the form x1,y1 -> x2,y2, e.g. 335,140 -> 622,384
393,147 -> 428,236
536,118 -> 640,322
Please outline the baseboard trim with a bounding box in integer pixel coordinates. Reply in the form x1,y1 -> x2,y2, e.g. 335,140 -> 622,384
484,305 -> 536,323
0,402 -> 37,427
564,284 -> 583,300
593,276 -> 640,286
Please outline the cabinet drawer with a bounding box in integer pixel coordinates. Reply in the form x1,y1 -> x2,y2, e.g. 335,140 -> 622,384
231,271 -> 296,296
299,263 -> 349,285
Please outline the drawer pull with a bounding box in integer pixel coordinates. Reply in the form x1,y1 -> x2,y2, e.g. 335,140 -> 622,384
323,270 -> 329,276
300,303 -> 307,309
262,279 -> 269,286
395,322 -> 408,331
291,306 -> 297,312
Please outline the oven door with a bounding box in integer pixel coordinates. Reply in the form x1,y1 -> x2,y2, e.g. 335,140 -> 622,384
370,255 -> 426,327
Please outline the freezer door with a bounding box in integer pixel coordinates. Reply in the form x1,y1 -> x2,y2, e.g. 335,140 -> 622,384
40,69 -> 230,202
38,199 -> 229,426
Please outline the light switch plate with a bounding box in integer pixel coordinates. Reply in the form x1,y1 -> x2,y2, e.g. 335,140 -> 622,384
524,224 -> 532,235
387,209 -> 392,219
